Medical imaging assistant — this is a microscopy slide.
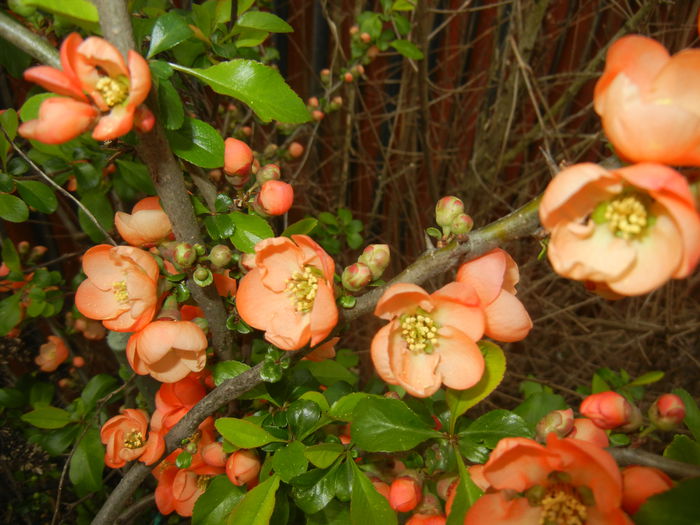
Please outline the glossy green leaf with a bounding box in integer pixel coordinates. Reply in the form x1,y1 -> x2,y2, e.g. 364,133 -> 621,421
591,372 -> 611,394
392,0 -> 416,11
300,391 -> 330,412
21,406 -> 71,429
81,374 -> 118,410
0,387 -> 25,408
29,381 -> 54,407
42,423 -> 80,456
0,108 -> 18,168
193,475 -> 245,525
213,360 -> 251,386
513,392 -> 568,431
236,10 -> 293,33
227,474 -> 280,525
69,426 -> 104,495
351,397 -> 441,452
26,0 -> 98,24
292,464 -> 340,514
349,459 -> 397,525
170,61 -> 310,123
287,399 -> 322,440
237,0 -> 255,15
283,217 -> 318,237
328,393 -> 383,422
307,499 -> 351,525
166,117 -> 225,168
0,293 -> 23,336
204,213 -> 237,240
664,434 -> 700,466
215,417 -> 284,448
446,452 -> 482,524
229,211 -> 274,253
296,359 -> 358,387
15,180 -> 57,213
446,340 -> 506,432
304,443 -> 344,469
628,370 -> 664,387
0,193 -> 29,222
234,27 -> 269,47
672,388 -> 700,441
390,39 -> 424,59
458,410 -> 533,463
156,79 -> 185,130
1,238 -> 20,273
272,440 -> 308,482
148,12 -> 194,58
115,159 -> 156,195
634,477 -> 700,525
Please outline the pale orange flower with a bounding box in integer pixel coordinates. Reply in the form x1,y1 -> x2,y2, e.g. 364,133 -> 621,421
151,376 -> 207,433
126,320 -> 208,383
236,235 -> 338,351
100,408 -> 164,468
594,35 -> 700,165
465,435 -> 633,525
226,449 -> 261,486
621,466 -> 673,515
567,418 -> 610,448
456,248 -> 532,342
305,337 -> 339,362
19,33 -> 153,144
75,245 -> 159,332
371,282 -> 485,398
115,197 -> 172,246
539,163 -> 700,296
212,269 -> 237,297
35,335 -> 69,372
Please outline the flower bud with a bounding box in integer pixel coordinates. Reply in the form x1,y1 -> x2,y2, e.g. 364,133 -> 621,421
621,466 -> 673,515
288,141 -> 304,159
580,391 -> 634,430
567,418 -> 609,448
193,266 -> 213,287
224,138 -> 253,180
406,514 -> 446,525
619,403 -> 643,433
17,241 -> 30,255
342,262 -> 372,291
535,408 -> 574,441
226,449 -> 261,486
255,180 -> 294,216
72,356 -> 85,368
174,242 -> 197,268
649,393 -> 686,431
451,213 -> 473,236
28,245 -> 47,263
436,476 -> 457,501
435,196 -> 464,228
312,110 -> 325,121
358,244 -> 390,280
256,163 -> 281,184
209,245 -> 232,268
320,68 -> 331,84
201,442 -> 227,467
263,143 -> 278,158
389,476 -> 422,512
194,243 -> 207,256
349,25 -> 359,35
329,96 -> 343,111
308,96 -> 320,108
360,32 -> 371,44
343,71 -> 354,83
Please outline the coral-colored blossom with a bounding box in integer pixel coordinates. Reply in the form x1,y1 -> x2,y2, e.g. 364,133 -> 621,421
19,33 -> 153,144
212,270 -> 237,297
75,244 -> 159,332
539,163 -> 700,295
151,376 -> 207,434
594,35 -> 700,165
115,197 -> 172,246
456,248 -> 532,342
236,235 -> 338,351
100,408 -> 164,468
226,449 -> 261,486
464,435 -> 632,525
371,282 -> 485,398
407,514 -> 446,525
389,476 -> 422,512
567,418 -> 610,448
35,335 -> 69,372
580,391 -> 633,430
620,466 -> 673,515
126,320 -> 208,383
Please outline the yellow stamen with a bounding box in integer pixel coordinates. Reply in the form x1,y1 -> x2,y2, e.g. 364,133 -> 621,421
95,76 -> 129,107
604,195 -> 648,240
112,281 -> 129,303
197,474 -> 213,490
400,311 -> 439,353
286,266 -> 320,313
538,484 -> 587,525
123,430 -> 145,449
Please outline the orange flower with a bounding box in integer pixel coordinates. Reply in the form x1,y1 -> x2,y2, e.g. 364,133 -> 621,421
539,163 -> 700,296
226,449 -> 261,486
115,197 -> 173,246
154,455 -> 223,517
212,270 -> 237,297
620,466 -> 673,515
19,33 -> 153,144
594,35 -> 700,165
126,320 -> 208,383
236,235 -> 338,351
580,391 -> 633,430
370,282 -> 485,398
100,408 -> 164,468
456,248 -> 532,342
152,376 -> 207,433
567,418 -> 610,448
464,435 -> 632,525
35,335 -> 69,372
75,245 -> 159,332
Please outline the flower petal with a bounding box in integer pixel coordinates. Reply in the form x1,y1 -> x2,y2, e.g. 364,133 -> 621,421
389,333 -> 442,398
456,250 -> 507,304
435,326 -> 484,390
126,49 -> 152,107
370,323 -> 397,384
465,492 -> 541,525
309,280 -> 338,347
255,237 -> 303,292
483,291 -> 532,342
483,437 -> 559,492
267,304 -> 311,351
374,283 -> 433,320
236,268 -> 283,330
430,297 -> 485,342
18,97 -> 96,145
75,279 -> 125,321
24,66 -> 87,101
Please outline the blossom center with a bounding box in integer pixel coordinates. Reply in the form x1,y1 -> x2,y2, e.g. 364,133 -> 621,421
112,281 -> 129,303
534,482 -> 588,525
286,266 -> 320,313
400,311 -> 438,353
603,195 -> 649,240
96,76 -> 129,107
123,430 -> 145,449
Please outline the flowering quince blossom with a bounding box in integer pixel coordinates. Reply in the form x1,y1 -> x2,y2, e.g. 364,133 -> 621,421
568,418 -> 610,448
114,196 -> 173,246
75,244 -> 160,332
620,466 -> 673,515
151,376 -> 207,434
100,408 -> 164,468
456,248 -> 532,342
19,33 -> 153,144
236,235 -> 338,351
580,391 -> 634,430
126,320 -> 208,383
371,282 -> 485,398
464,434 -> 633,525
539,162 -> 700,295
594,35 -> 700,165
35,335 -> 69,372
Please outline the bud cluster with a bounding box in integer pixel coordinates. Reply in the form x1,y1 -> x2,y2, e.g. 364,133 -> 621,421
341,244 -> 391,293
434,196 -> 473,242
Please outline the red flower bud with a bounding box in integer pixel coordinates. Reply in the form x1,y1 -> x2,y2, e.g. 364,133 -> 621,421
201,442 -> 227,467
371,478 -> 391,501
342,262 -> 372,291
536,408 -> 574,441
580,391 -> 634,430
224,138 -> 253,179
357,244 -> 390,280
567,418 -> 609,448
312,110 -> 325,121
389,476 -> 422,512
226,449 -> 261,486
288,141 -> 304,158
360,32 -> 372,44
649,393 -> 686,431
435,196 -> 464,228
255,180 -> 294,216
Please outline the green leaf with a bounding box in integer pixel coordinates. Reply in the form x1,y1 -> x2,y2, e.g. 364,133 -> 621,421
390,39 -> 424,59
166,117 -> 225,169
15,180 -> 57,214
234,28 -> 270,48
81,374 -> 118,410
215,417 -> 284,448
0,108 -> 18,168
351,397 -> 441,452
349,459 -> 397,525
299,391 -> 330,412
513,392 -> 568,431
193,475 -> 245,525
0,387 -> 25,408
328,393 -> 383,422
458,410 -> 533,463
283,217 -> 318,237
78,191 -> 114,243
664,434 -> 700,466
446,340 -> 506,432
237,0 -> 255,15
21,406 -> 72,429
296,359 -> 358,387
304,443 -> 344,469
672,388 -> 700,441
156,79 -> 185,130
25,0 -> 98,24
213,360 -> 251,386
634,477 -> 700,525
1,238 -> 21,272
229,211 -> 274,253
237,10 -> 293,33
69,426 -> 104,495
392,0 -> 416,11
287,399 -> 322,440
29,382 -> 54,407
446,452 -> 482,524
591,372 -> 611,393
42,423 -> 80,456
148,12 -> 194,58
0,193 -> 29,222
292,464 -> 340,514
272,440 -> 308,482
204,213 -> 237,240
227,474 -> 280,525
307,499 -> 351,525
170,60 -> 310,123
115,159 -> 156,195
628,370 -> 664,387
0,293 -> 23,336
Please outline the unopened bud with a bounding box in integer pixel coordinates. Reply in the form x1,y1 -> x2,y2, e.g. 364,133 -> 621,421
649,393 -> 686,431
349,25 -> 359,35
343,71 -> 354,83
358,244 -> 390,280
224,138 -> 253,187
209,245 -> 232,268
353,64 -> 365,76
384,390 -> 401,400
312,109 -> 325,121
580,391 -> 635,430
320,68 -> 331,84
389,476 -> 422,512
436,476 -> 457,501
256,163 -> 281,184
72,356 -> 85,368
201,442 -> 227,467
174,242 -> 197,268
226,449 -> 261,486
254,180 -> 294,216
435,196 -> 464,228
193,266 -> 213,287
328,96 -> 343,111
619,403 -> 643,433
288,142 -> 304,159
568,418 -> 609,447
28,245 -> 48,263
370,477 -> 390,500
17,241 -> 30,255
360,32 -> 371,44
451,213 -> 473,236
536,408 -> 574,441
342,262 -> 372,291
194,243 -> 206,256
308,96 -> 320,108
263,143 -> 279,158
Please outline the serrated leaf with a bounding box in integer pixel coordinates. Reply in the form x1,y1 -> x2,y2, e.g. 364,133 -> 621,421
215,417 -> 284,448
272,440 -> 308,482
69,426 -> 104,495
237,10 -> 293,33
349,459 -> 397,525
229,211 -> 274,253
0,193 -> 29,222
148,12 -> 194,58
390,39 -> 424,59
21,405 -> 71,429
15,180 -> 57,213
227,474 -> 280,525
193,475 -> 245,525
170,60 -> 310,123
166,117 -> 225,168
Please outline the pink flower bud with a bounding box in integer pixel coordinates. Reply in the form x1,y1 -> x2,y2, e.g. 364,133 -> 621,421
389,476 -> 422,512
209,245 -> 232,268
17,241 -> 30,255
312,109 -> 325,121
435,196 -> 464,228
256,163 -> 281,184
174,242 -> 197,268
288,141 -> 304,159
580,391 -> 634,430
567,418 -> 609,447
649,393 -> 686,431
358,244 -> 390,280
226,449 -> 261,486
535,408 -> 574,441
73,356 -> 86,368
360,32 -> 371,44
342,262 -> 372,291
308,96 -> 320,108
621,466 -> 673,515
255,180 -> 294,216
224,138 -> 253,186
